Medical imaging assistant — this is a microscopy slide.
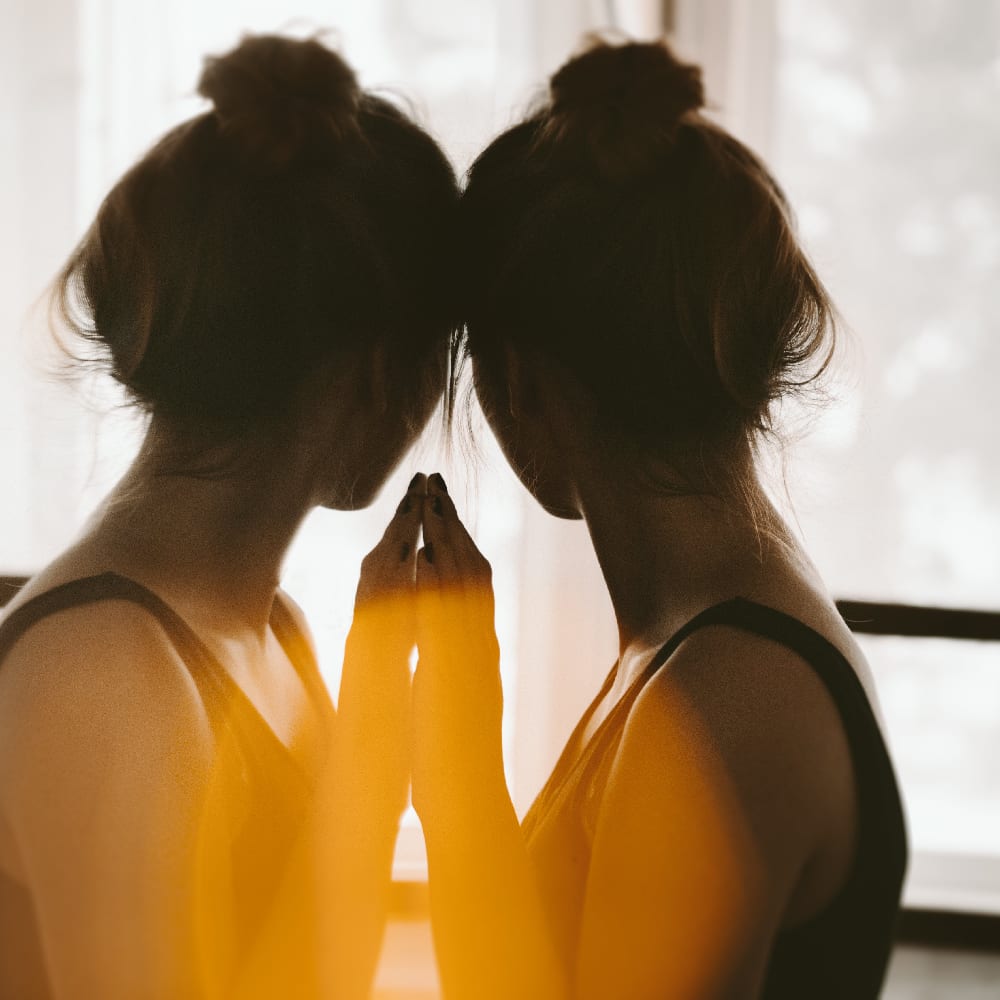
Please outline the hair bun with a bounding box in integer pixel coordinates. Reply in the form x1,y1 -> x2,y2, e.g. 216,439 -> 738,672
198,34 -> 361,173
543,38 -> 704,180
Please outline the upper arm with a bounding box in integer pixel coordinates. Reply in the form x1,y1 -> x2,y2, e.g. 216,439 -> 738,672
0,603 -> 221,999
575,627 -> 851,999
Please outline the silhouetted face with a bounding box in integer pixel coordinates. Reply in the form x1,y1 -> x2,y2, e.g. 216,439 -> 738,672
317,348 -> 447,512
472,353 -> 583,521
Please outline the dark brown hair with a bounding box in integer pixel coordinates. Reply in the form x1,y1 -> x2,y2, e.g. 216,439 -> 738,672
56,34 -> 460,435
460,38 -> 835,500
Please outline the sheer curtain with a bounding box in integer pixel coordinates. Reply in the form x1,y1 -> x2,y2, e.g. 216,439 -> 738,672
1,0 -> 88,572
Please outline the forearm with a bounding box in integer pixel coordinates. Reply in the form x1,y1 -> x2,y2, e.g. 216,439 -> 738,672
411,475 -> 566,997
420,774 -> 568,1000
231,761 -> 401,1000
313,626 -> 410,997
319,730 -> 404,998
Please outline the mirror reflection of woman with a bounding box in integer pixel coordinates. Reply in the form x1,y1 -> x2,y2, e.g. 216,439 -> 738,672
411,39 -> 907,1000
0,34 -> 458,1000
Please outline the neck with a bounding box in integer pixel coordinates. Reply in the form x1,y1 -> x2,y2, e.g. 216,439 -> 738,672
575,462 -> 785,657
89,431 -> 314,636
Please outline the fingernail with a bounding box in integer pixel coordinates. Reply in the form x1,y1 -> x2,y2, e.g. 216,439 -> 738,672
400,541 -> 410,562
429,472 -> 448,494
424,541 -> 435,565
397,495 -> 412,515
408,473 -> 423,491
431,495 -> 444,518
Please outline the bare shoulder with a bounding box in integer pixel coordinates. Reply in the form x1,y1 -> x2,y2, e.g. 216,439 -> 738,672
0,596 -> 206,709
626,620 -> 858,914
643,615 -> 857,752
0,598 -> 225,995
636,618 -> 858,811
578,619 -> 860,996
0,599 -> 213,815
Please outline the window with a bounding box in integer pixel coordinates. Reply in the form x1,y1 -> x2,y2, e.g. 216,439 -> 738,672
771,0 -> 1000,911
673,0 -> 1000,911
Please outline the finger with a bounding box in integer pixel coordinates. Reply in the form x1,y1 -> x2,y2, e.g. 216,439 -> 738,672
419,480 -> 497,655
377,472 -> 427,558
415,543 -> 499,685
422,473 -> 492,588
418,482 -> 463,586
425,473 -> 481,556
355,475 -> 428,609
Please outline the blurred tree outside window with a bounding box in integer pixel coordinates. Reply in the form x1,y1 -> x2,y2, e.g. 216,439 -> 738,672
770,0 -> 1000,903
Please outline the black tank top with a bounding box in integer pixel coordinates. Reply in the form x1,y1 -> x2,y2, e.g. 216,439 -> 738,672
0,572 -> 334,998
522,597 -> 908,999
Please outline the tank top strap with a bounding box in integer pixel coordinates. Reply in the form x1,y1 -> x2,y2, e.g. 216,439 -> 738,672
554,597 -> 902,848
636,598 -> 882,742
0,572 -> 235,725
531,603 -> 744,824
591,599 -> 780,744
671,598 -> 905,830
269,590 -> 335,718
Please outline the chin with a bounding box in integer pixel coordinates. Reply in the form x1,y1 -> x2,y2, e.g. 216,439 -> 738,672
317,433 -> 416,512
539,499 -> 585,520
319,496 -> 372,512
524,481 -> 583,520
318,474 -> 385,512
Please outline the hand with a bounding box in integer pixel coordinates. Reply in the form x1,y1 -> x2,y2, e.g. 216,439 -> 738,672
338,473 -> 425,821
412,473 -> 505,822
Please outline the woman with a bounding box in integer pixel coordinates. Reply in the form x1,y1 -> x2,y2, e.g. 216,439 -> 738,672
0,34 -> 458,999
410,39 -> 907,999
